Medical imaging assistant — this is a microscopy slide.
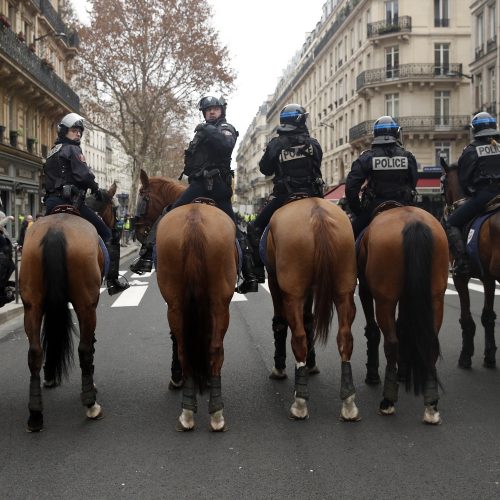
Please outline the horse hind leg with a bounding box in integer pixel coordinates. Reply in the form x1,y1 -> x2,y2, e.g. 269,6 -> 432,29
269,315 -> 288,380
177,376 -> 196,431
208,375 -> 225,432
304,310 -> 320,375
168,332 -> 183,390
459,315 -> 476,369
482,308 -> 497,368
422,368 -> 441,425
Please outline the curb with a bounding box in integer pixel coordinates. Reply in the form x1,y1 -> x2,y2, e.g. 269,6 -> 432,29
0,244 -> 139,327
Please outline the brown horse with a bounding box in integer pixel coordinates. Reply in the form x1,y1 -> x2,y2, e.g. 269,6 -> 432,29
442,162 -> 500,369
266,197 -> 359,421
135,169 -> 237,430
358,206 -> 448,424
19,184 -> 117,432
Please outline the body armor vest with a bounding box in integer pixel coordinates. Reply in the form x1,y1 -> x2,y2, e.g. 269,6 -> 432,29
472,141 -> 500,185
44,145 -> 69,192
368,145 -> 413,199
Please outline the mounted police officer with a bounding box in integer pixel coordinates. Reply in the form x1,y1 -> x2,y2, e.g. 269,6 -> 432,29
130,96 -> 259,293
345,116 -> 418,238
239,103 -> 324,293
43,113 -> 129,296
0,204 -> 15,307
444,112 -> 500,277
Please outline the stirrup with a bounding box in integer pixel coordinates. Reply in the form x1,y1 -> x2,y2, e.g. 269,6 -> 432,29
130,258 -> 153,275
235,279 -> 258,294
106,278 -> 130,296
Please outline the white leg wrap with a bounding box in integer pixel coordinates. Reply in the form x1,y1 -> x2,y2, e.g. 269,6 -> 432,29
178,409 -> 195,430
423,405 -> 442,425
290,396 -> 308,420
210,410 -> 225,432
86,402 -> 103,420
340,394 -> 361,421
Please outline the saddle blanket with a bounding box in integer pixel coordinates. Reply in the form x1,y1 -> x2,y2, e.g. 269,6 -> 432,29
466,211 -> 499,276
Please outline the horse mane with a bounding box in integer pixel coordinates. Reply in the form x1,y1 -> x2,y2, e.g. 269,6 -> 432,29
148,176 -> 186,206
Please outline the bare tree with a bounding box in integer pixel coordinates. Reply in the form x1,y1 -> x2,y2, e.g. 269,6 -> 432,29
74,0 -> 235,198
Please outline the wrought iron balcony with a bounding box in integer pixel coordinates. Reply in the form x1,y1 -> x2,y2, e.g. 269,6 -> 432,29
356,63 -> 463,91
349,115 -> 470,143
367,16 -> 412,38
40,0 -> 79,47
0,25 -> 80,111
487,36 -> 497,53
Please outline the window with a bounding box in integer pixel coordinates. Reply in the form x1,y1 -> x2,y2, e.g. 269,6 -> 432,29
434,43 -> 450,75
385,1 -> 399,24
475,74 -> 483,110
435,91 -> 450,126
385,93 -> 399,118
435,142 -> 451,166
490,67 -> 496,107
434,0 -> 449,27
476,13 -> 484,52
385,46 -> 399,79
489,4 -> 496,40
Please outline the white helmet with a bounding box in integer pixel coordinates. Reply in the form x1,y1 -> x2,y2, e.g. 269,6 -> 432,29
57,113 -> 85,137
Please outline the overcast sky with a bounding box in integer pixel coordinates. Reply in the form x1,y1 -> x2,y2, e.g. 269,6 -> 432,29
71,0 -> 326,140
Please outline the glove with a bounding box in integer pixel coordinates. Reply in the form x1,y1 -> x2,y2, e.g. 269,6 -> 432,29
194,123 -> 206,132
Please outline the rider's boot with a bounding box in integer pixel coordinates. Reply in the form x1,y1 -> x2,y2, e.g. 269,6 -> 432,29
235,229 -> 258,293
247,222 -> 265,283
445,224 -> 471,277
130,214 -> 163,275
106,241 -> 130,296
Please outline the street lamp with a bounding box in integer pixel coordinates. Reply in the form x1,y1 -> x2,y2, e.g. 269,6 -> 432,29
446,70 -> 474,82
33,32 -> 67,43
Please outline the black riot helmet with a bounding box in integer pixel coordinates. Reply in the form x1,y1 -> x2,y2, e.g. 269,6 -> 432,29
372,116 -> 400,145
57,112 -> 85,138
471,111 -> 500,138
278,104 -> 308,132
198,95 -> 226,117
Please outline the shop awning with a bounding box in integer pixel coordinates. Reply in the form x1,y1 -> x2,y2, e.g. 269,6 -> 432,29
324,183 -> 346,201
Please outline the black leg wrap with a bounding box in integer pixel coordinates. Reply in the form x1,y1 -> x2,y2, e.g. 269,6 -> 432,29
382,366 -> 399,403
28,375 -> 43,412
294,365 -> 309,400
170,333 -> 182,383
423,370 -> 439,406
78,348 -> 96,407
481,309 -> 497,367
459,316 -> 476,368
272,316 -> 288,370
208,376 -> 223,414
364,323 -> 381,383
340,361 -> 356,400
181,377 -> 197,412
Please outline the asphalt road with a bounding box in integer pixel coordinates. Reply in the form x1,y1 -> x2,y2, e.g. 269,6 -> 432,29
0,253 -> 499,499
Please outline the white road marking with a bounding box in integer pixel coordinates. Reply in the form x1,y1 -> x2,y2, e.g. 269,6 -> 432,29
447,278 -> 500,295
111,285 -> 148,307
231,293 -> 248,302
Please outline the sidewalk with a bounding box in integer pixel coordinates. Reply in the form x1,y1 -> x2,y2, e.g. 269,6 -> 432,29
0,243 -> 139,326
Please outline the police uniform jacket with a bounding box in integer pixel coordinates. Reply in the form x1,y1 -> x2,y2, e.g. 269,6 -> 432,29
457,138 -> 500,196
345,143 -> 418,215
259,128 -> 323,195
183,118 -> 237,181
44,139 -> 99,194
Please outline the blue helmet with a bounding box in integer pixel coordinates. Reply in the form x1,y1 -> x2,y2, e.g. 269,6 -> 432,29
278,104 -> 308,132
372,116 -> 400,144
471,112 -> 499,138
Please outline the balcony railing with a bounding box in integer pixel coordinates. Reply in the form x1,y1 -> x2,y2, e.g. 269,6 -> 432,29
40,0 -> 79,47
356,63 -> 463,91
475,45 -> 484,60
487,36 -> 497,53
349,115 -> 470,143
0,26 -> 80,110
367,16 -> 412,38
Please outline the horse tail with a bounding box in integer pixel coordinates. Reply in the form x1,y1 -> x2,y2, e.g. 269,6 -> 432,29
181,219 -> 211,391
41,228 -> 74,384
400,221 -> 441,395
311,205 -> 337,344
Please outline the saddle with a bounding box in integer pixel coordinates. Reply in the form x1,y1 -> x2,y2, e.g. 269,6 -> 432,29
191,197 -> 216,206
370,200 -> 403,219
51,205 -> 81,216
284,192 -> 311,205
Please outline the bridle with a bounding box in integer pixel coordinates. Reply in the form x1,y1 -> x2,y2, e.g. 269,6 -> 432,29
442,166 -> 468,217
134,187 -> 155,241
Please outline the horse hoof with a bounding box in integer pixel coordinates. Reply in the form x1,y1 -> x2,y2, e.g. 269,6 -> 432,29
423,405 -> 442,425
86,403 -> 103,420
168,378 -> 183,390
458,352 -> 472,369
340,395 -> 361,422
26,411 -> 44,433
176,409 -> 195,431
289,397 -> 309,420
307,365 -> 320,375
483,358 -> 496,369
269,367 -> 287,380
209,410 -> 227,432
43,379 -> 58,389
378,398 -> 395,416
365,373 -> 381,385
